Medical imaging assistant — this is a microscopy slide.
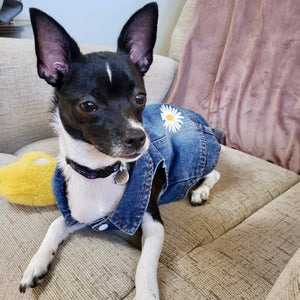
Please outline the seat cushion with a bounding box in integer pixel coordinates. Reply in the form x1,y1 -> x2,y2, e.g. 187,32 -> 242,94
0,153 -> 18,167
0,143 -> 299,299
0,137 -> 59,169
14,137 -> 59,158
158,146 -> 300,265
165,182 -> 300,299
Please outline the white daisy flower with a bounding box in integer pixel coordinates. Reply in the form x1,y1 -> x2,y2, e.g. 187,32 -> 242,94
160,105 -> 184,133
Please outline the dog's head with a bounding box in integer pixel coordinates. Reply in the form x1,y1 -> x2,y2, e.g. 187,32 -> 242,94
30,3 -> 158,161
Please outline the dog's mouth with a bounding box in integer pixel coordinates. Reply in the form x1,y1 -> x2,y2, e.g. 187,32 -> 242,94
94,147 -> 146,162
119,151 -> 144,160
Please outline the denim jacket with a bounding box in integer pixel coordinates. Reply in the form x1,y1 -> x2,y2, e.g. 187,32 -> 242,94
52,104 -> 221,235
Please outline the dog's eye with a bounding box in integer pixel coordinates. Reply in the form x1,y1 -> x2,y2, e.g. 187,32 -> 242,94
135,93 -> 146,105
79,101 -> 98,113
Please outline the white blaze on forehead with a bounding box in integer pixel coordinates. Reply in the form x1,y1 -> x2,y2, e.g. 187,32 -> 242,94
106,62 -> 112,84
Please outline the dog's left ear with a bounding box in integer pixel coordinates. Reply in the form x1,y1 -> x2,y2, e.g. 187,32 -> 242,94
117,2 -> 158,75
30,8 -> 82,87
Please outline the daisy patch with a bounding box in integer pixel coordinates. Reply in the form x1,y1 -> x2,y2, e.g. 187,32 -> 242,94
160,105 -> 184,133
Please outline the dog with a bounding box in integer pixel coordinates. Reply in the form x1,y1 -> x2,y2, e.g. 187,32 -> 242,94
19,3 -> 221,299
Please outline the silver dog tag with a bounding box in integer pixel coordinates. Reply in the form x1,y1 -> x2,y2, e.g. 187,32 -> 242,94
114,164 -> 129,185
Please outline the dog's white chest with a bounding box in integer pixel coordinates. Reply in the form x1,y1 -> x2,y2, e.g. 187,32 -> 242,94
67,170 -> 126,224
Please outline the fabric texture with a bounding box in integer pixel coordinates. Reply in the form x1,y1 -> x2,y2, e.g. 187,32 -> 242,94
0,153 -> 18,167
164,182 -> 300,300
168,0 -> 198,61
166,0 -> 300,173
15,137 -> 60,158
266,247 -> 300,300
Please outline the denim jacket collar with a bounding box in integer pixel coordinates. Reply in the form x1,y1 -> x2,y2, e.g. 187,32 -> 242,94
52,148 -> 162,235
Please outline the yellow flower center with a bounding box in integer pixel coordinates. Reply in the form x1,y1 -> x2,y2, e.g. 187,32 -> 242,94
166,114 -> 175,122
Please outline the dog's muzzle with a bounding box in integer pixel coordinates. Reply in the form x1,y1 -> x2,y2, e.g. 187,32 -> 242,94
122,128 -> 146,151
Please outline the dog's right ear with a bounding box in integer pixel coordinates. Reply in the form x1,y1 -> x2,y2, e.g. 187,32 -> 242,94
30,8 -> 81,87
117,3 -> 158,75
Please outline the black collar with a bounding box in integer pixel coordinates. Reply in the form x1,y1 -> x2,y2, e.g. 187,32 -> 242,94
66,158 -> 121,179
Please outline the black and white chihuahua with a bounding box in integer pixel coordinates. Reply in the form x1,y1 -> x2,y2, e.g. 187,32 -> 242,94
20,3 -> 220,299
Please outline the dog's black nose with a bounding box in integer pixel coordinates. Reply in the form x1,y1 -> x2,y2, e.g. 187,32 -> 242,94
123,129 -> 146,150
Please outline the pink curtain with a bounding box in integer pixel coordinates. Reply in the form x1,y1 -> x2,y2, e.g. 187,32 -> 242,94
166,0 -> 300,173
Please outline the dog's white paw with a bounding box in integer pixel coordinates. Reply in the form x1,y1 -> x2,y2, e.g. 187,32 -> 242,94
19,254 -> 52,293
190,170 -> 220,206
190,186 -> 210,205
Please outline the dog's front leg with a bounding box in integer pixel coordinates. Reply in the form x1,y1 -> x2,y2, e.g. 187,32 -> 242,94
134,166 -> 166,300
19,216 -> 84,293
135,212 -> 164,300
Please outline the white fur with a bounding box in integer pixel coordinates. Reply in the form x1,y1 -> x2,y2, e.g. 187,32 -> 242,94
20,217 -> 84,291
52,110 -> 119,169
53,110 -> 127,223
65,166 -> 126,223
129,118 -> 148,132
190,170 -> 220,205
135,213 -> 164,300
52,109 -> 152,223
106,62 -> 112,84
129,118 -> 150,153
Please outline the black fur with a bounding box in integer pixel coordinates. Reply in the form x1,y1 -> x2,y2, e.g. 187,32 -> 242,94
146,164 -> 165,223
30,4 -> 158,159
30,3 -> 163,222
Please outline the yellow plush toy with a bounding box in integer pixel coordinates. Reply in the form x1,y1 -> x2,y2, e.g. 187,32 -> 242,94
0,152 -> 57,206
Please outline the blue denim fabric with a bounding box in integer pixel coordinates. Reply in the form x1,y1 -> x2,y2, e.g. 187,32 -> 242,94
52,104 -> 221,235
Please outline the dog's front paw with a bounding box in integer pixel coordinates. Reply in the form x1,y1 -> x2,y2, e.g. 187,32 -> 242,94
19,255 -> 51,293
